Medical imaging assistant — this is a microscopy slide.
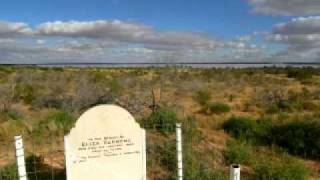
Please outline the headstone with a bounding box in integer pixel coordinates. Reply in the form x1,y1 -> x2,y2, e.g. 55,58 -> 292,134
64,105 -> 146,180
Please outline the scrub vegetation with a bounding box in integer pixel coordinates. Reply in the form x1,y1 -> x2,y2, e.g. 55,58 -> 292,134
0,66 -> 320,179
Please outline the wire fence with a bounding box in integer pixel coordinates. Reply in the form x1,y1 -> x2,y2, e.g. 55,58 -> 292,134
0,123 -> 206,180
0,135 -> 66,180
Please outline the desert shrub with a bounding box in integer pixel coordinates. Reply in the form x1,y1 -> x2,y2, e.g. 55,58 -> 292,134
160,141 -> 177,175
148,140 -> 177,180
34,111 -> 76,137
287,68 -> 313,81
71,74 -> 111,112
0,155 -> 66,180
194,89 -> 211,106
271,120 -> 320,159
197,166 -> 227,180
50,111 -> 76,133
143,107 -> 179,133
224,116 -> 320,160
255,86 -> 290,113
301,101 -> 318,111
223,117 -> 258,141
0,162 -> 18,180
208,103 -> 231,114
253,159 -> 309,180
0,83 -> 15,112
33,95 -> 70,110
0,107 -> 24,122
6,109 -> 23,120
108,78 -> 123,95
258,87 -> 319,113
225,141 -> 252,165
15,84 -> 34,104
185,161 -> 228,180
183,116 -> 202,142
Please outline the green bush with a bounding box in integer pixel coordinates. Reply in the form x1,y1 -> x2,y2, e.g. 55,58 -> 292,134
143,107 -> 179,133
34,111 -> 76,137
225,141 -> 252,165
271,120 -> 320,159
108,79 -> 123,96
253,159 -> 309,180
50,111 -> 76,133
183,116 -> 202,142
15,84 -> 34,104
0,162 -> 18,180
208,103 -> 231,114
287,68 -> 313,81
194,89 -> 211,106
0,109 -> 24,122
224,116 -> 320,160
223,117 -> 258,141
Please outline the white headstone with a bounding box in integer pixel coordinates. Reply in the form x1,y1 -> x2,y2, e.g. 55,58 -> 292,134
64,105 -> 146,180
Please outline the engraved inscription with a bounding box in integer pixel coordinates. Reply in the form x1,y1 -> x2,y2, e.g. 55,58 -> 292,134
73,134 -> 140,164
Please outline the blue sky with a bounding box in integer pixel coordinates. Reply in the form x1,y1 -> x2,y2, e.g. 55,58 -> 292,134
0,0 -> 287,38
0,0 -> 319,63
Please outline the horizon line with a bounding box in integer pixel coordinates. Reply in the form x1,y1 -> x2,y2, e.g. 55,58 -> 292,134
0,62 -> 320,66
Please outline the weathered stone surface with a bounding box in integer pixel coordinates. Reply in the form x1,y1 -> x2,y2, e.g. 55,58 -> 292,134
64,105 -> 146,180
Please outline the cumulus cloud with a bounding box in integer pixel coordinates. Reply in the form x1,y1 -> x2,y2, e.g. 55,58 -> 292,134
249,0 -> 320,16
267,16 -> 320,61
273,16 -> 320,34
36,20 -> 221,51
36,20 -> 152,40
0,21 -> 32,38
0,19 -> 265,63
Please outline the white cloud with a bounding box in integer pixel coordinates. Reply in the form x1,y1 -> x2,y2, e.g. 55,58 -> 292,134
0,19 -> 265,63
249,0 -> 320,16
0,21 -> 32,38
36,20 -> 152,40
266,16 -> 320,61
273,16 -> 320,34
36,20 -> 221,51
36,39 -> 46,45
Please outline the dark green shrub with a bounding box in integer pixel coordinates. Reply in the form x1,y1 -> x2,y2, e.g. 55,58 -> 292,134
225,141 -> 252,165
224,116 -> 320,160
143,107 -> 179,133
223,117 -> 258,141
0,162 -> 18,180
253,159 -> 309,180
287,68 -> 313,81
35,111 -> 76,136
160,141 -> 177,174
50,111 -> 76,133
208,103 -> 231,114
185,162 -> 228,180
0,108 -> 24,121
271,121 -> 320,159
